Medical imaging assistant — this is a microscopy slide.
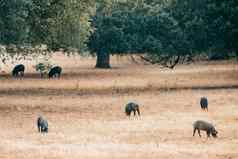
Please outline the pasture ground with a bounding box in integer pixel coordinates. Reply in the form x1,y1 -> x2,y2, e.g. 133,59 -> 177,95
0,54 -> 238,159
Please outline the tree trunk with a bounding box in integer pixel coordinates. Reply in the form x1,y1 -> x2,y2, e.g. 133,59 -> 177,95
95,49 -> 111,68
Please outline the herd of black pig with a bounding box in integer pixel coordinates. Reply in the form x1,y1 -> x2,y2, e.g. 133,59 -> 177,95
11,64 -> 218,139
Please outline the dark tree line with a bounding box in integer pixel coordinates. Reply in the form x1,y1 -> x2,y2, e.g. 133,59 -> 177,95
0,0 -> 238,68
88,0 -> 238,68
0,0 -> 94,51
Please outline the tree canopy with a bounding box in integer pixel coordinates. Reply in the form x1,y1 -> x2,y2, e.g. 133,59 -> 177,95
0,0 -> 237,68
0,0 -> 95,51
88,0 -> 238,68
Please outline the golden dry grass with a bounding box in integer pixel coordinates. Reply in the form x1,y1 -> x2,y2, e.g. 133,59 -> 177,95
0,54 -> 238,159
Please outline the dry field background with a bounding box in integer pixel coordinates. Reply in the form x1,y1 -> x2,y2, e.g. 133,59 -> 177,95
0,53 -> 238,159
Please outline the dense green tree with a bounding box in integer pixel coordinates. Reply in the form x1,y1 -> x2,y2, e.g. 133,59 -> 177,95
88,0 -> 127,68
206,0 -> 238,58
88,0 -> 238,68
0,0 -> 31,45
169,0 -> 238,60
88,0 -> 186,68
0,0 -> 95,52
1,0 -> 237,68
28,0 -> 95,51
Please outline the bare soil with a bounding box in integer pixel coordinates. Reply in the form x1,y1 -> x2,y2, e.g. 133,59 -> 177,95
0,54 -> 237,159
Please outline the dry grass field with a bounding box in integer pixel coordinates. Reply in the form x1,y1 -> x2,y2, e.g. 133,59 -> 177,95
0,53 -> 238,159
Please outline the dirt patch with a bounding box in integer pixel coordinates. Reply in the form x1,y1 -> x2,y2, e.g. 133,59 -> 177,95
0,57 -> 237,159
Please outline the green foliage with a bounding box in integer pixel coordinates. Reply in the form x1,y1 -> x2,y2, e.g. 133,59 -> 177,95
35,62 -> 52,72
27,0 -> 95,51
88,0 -> 190,67
34,57 -> 52,77
0,0 -> 31,45
170,0 -> 238,56
1,0 -> 238,68
0,0 -> 95,52
88,0 -> 238,68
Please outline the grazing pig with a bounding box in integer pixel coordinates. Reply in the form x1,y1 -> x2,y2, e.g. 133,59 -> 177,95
125,102 -> 140,116
200,97 -> 208,111
193,120 -> 218,138
48,66 -> 62,78
37,116 -> 48,133
12,64 -> 25,77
